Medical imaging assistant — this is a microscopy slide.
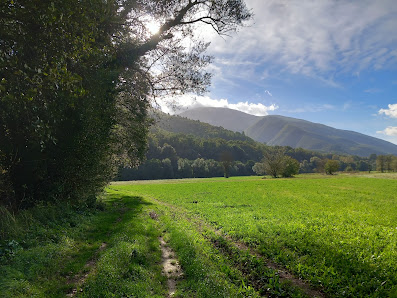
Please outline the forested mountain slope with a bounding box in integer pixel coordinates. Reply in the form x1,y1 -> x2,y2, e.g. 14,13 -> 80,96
245,115 -> 397,157
117,112 -> 377,181
179,107 -> 397,157
153,111 -> 253,142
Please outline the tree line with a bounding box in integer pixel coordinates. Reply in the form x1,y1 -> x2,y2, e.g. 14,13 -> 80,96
376,155 -> 397,172
117,129 -> 389,180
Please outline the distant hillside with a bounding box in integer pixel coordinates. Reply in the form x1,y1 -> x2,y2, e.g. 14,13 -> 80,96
178,107 -> 397,157
118,110 -> 382,181
246,115 -> 397,157
179,107 -> 260,133
153,111 -> 254,142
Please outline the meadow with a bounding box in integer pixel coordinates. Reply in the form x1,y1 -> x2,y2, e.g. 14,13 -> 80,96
111,174 -> 397,297
1,174 -> 396,297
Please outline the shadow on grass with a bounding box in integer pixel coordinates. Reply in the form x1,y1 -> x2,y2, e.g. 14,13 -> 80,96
78,193 -> 166,297
0,194 -> 160,297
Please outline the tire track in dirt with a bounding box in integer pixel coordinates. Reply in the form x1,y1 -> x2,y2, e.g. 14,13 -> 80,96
160,236 -> 184,297
148,196 -> 325,297
211,235 -> 325,298
66,242 -> 108,297
66,206 -> 128,296
150,210 -> 184,297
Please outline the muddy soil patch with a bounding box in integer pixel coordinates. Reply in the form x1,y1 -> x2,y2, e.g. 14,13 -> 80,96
160,237 -> 183,297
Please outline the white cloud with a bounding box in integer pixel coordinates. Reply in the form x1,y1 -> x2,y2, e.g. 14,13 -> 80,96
377,126 -> 397,136
379,104 -> 397,118
207,0 -> 397,78
265,90 -> 272,97
155,95 -> 278,116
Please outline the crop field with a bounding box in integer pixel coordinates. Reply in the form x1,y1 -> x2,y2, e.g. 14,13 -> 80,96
110,174 -> 397,297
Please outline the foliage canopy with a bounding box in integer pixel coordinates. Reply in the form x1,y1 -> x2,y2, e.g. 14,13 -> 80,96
324,160 -> 340,175
0,0 -> 251,210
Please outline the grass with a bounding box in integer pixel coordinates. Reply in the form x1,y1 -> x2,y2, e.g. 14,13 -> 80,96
2,173 -> 396,297
1,190 -> 268,297
158,207 -> 259,297
80,193 -> 166,297
111,173 -> 397,297
0,195 -> 166,297
0,201 -> 116,297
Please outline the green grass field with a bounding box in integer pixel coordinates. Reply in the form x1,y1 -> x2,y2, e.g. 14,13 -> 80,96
1,173 -> 396,297
111,174 -> 397,297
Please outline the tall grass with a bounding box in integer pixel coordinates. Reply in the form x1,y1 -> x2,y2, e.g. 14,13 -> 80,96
0,200 -> 108,297
0,206 -> 18,240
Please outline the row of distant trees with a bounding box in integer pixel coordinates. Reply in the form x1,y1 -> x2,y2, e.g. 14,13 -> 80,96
117,141 -> 396,180
252,151 -> 397,178
376,155 -> 397,172
118,158 -> 256,180
252,148 -> 339,178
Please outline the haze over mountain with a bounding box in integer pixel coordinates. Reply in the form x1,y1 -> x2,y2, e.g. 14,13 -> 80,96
178,107 -> 397,157
179,107 -> 261,132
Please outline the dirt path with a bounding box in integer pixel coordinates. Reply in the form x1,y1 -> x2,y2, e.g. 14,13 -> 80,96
66,206 -> 128,296
66,242 -> 108,297
159,236 -> 183,297
148,196 -> 325,297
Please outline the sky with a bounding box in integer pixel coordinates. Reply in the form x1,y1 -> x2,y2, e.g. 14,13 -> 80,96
158,0 -> 397,144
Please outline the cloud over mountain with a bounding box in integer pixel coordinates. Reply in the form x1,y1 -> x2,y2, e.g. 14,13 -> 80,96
156,95 -> 278,116
377,126 -> 397,136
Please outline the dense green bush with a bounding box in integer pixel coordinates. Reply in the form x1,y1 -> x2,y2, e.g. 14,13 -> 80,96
325,160 -> 340,175
281,156 -> 300,178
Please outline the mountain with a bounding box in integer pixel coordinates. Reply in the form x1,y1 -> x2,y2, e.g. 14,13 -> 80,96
152,111 -> 254,142
179,107 -> 260,132
178,107 -> 397,157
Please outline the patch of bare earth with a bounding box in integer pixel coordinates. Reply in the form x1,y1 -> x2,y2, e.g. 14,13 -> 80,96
149,210 -> 184,297
66,242 -> 108,297
160,237 -> 183,297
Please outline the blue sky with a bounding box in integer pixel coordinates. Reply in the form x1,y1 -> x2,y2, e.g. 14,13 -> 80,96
159,0 -> 397,144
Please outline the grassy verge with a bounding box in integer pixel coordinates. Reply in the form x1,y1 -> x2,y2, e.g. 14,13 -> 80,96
117,187 -> 308,297
2,189 -> 269,297
79,191 -> 166,297
0,200 -> 116,297
0,193 -> 167,297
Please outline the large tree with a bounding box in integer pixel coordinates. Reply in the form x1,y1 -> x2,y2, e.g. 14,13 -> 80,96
260,148 -> 300,178
0,0 -> 251,210
324,160 -> 340,175
281,156 -> 300,178
262,147 -> 286,178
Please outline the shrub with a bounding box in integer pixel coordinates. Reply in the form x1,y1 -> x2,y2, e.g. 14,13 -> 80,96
281,156 -> 300,178
325,160 -> 340,175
